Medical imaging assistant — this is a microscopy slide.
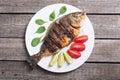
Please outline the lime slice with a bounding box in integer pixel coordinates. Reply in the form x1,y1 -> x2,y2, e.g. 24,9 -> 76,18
49,54 -> 58,67
58,53 -> 65,67
64,52 -> 72,64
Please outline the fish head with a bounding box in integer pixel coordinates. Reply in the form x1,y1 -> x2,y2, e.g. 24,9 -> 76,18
69,12 -> 86,28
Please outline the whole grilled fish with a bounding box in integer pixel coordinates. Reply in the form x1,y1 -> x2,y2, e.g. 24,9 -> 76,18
30,12 -> 86,65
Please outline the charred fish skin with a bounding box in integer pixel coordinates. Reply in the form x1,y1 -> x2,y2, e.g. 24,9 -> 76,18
31,12 -> 86,62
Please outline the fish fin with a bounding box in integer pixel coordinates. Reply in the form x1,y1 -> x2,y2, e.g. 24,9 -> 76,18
82,9 -> 86,16
82,8 -> 85,12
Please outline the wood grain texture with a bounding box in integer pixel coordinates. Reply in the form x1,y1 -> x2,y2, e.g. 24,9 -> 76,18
0,0 -> 120,13
0,61 -> 120,80
0,38 -> 120,62
0,14 -> 120,38
0,38 -> 28,60
0,14 -> 31,38
0,0 -> 120,79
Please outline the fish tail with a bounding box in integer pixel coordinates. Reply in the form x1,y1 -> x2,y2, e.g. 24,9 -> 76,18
27,53 -> 42,70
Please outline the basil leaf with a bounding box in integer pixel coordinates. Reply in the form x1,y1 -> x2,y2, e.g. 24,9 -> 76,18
35,19 -> 46,25
49,11 -> 55,21
31,37 -> 41,47
59,6 -> 67,15
36,26 -> 46,33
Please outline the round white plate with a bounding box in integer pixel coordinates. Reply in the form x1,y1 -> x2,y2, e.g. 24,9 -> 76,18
25,3 -> 94,73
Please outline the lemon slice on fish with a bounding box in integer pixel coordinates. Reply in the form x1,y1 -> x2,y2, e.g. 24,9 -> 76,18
58,53 -> 65,67
64,52 -> 72,64
49,54 -> 58,67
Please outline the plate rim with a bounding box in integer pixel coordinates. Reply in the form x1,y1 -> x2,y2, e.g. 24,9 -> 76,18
25,3 -> 95,73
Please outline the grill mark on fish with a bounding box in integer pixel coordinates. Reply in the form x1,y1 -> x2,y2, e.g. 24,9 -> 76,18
52,28 -> 59,37
44,40 -> 55,53
53,23 -> 67,41
54,22 -> 64,32
56,23 -> 66,33
44,42 -> 53,52
48,34 -> 62,48
52,23 -> 63,40
52,29 -> 65,41
45,33 -> 59,51
49,39 -> 58,52
59,20 -> 74,40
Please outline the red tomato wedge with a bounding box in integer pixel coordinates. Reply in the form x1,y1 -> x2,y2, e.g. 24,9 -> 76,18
74,35 -> 88,43
70,43 -> 85,51
67,49 -> 81,59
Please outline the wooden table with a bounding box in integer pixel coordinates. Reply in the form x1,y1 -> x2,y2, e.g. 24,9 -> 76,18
0,0 -> 120,80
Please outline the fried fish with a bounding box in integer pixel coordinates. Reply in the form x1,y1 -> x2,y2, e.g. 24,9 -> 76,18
30,12 -> 86,64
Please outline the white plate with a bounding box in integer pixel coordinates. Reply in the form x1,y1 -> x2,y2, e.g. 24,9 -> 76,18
25,3 -> 94,73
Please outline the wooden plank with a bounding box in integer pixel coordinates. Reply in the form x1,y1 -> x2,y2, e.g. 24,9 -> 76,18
0,14 -> 32,38
0,14 -> 120,38
0,38 -> 27,60
0,61 -> 120,80
0,38 -> 120,62
0,0 -> 120,13
88,15 -> 120,38
88,39 -> 120,62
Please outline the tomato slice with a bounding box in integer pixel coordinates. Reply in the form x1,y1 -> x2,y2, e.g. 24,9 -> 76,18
74,35 -> 88,43
70,43 -> 85,51
67,49 -> 81,59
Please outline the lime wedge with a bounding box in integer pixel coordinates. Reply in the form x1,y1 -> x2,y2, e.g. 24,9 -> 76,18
58,53 -> 65,67
49,54 -> 58,67
64,52 -> 72,64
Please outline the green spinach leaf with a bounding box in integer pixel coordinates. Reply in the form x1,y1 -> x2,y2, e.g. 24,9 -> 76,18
59,6 -> 67,15
49,11 -> 55,21
31,37 -> 41,47
35,19 -> 46,25
36,26 -> 46,33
